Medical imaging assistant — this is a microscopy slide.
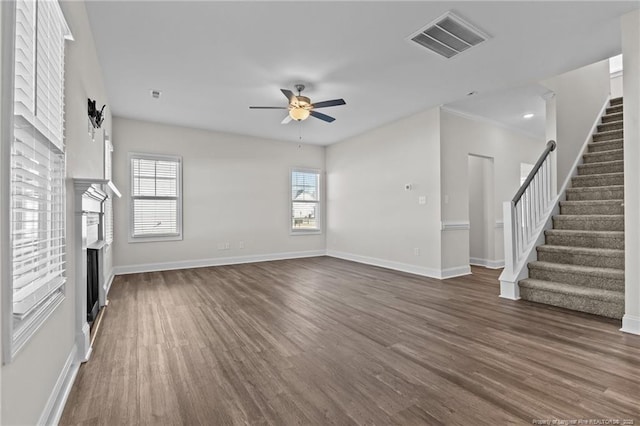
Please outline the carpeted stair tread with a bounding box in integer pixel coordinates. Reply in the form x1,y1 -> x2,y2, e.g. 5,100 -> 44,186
577,160 -> 623,175
552,214 -> 624,231
592,129 -> 623,142
519,279 -> 623,302
544,229 -> 624,249
597,121 -> 623,133
610,97 -> 623,106
601,112 -> 623,123
588,139 -> 623,152
519,279 -> 624,318
582,149 -> 623,164
606,105 -> 623,115
537,244 -> 624,258
565,185 -> 624,201
559,199 -> 624,215
528,262 -> 624,292
537,244 -> 624,269
571,172 -> 624,187
528,261 -> 624,280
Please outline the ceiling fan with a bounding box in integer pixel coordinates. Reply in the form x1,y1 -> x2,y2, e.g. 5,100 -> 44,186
249,84 -> 346,124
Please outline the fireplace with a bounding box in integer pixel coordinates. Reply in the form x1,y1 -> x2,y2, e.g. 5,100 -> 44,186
74,179 -> 109,362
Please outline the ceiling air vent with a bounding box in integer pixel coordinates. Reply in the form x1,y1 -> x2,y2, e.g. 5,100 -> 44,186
409,12 -> 489,59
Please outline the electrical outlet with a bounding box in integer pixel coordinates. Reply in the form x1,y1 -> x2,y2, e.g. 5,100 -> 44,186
418,195 -> 427,205
414,248 -> 420,256
224,242 -> 230,250
239,241 -> 245,249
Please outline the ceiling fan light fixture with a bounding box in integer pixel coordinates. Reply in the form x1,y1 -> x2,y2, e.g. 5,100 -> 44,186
289,107 -> 310,121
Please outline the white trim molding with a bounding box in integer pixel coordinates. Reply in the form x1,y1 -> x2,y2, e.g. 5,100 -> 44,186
621,314 -> 640,335
113,250 -> 327,275
470,258 -> 505,269
38,345 -> 80,426
440,265 -> 472,279
327,250 -> 443,279
441,221 -> 470,231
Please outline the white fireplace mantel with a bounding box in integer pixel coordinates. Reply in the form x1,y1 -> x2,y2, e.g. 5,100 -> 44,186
73,178 -> 108,362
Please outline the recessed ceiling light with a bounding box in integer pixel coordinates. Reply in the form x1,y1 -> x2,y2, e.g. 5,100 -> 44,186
523,113 -> 534,119
151,90 -> 162,99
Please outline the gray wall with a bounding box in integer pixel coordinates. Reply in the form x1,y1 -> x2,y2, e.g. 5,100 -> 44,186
112,117 -> 326,272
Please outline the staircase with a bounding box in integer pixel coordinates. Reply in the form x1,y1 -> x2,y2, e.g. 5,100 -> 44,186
519,97 -> 625,319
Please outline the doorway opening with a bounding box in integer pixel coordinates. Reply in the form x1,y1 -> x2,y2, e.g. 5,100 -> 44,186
468,154 -> 495,270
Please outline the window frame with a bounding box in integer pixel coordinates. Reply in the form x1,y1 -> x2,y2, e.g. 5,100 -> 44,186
2,0 -> 71,362
128,152 -> 183,243
290,167 -> 322,235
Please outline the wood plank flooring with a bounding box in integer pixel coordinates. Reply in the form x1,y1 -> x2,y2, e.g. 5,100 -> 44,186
60,257 -> 640,425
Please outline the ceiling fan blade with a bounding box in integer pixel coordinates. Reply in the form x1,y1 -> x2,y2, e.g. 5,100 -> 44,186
310,110 -> 335,123
249,106 -> 287,109
281,114 -> 292,124
281,89 -> 296,103
311,98 -> 346,109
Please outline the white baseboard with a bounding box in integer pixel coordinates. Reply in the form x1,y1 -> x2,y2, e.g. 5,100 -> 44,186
621,314 -> 640,335
113,250 -> 327,275
469,257 -> 505,269
104,270 -> 114,295
440,265 -> 472,279
38,344 -> 79,426
326,250 -> 454,279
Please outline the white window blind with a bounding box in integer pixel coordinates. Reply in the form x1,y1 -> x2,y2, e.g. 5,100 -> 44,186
104,137 -> 114,244
291,169 -> 321,232
10,0 -> 71,336
130,154 -> 182,240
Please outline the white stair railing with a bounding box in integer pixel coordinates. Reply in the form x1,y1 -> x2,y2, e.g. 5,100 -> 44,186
500,140 -> 556,299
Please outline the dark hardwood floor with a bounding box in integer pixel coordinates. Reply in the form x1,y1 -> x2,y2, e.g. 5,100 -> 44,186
60,257 -> 640,425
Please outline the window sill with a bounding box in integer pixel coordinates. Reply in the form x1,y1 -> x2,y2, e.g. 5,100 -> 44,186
128,234 -> 183,244
290,230 -> 322,236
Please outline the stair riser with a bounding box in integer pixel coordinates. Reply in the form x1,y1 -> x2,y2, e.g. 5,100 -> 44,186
537,250 -> 624,269
601,113 -> 623,123
583,151 -> 623,164
588,140 -> 623,152
519,288 -> 623,319
559,204 -> 623,215
553,217 -> 624,231
593,130 -> 623,142
606,105 -> 623,115
528,268 -> 624,291
545,233 -> 624,250
565,188 -> 624,201
577,162 -> 623,175
572,174 -> 623,188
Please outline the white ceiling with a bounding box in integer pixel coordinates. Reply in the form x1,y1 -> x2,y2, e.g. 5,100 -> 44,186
84,1 -> 638,145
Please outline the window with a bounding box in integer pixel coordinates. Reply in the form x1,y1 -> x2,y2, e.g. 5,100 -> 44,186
104,134 -> 113,244
129,153 -> 182,242
290,169 -> 321,233
6,0 -> 71,358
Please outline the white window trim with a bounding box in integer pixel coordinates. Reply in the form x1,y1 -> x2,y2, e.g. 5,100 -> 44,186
128,152 -> 183,243
290,167 -> 322,236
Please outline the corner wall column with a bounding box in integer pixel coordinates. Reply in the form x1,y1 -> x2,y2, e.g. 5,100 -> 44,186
622,9 -> 640,335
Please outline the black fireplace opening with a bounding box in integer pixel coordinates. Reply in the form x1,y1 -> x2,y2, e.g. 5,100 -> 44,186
87,248 -> 99,323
